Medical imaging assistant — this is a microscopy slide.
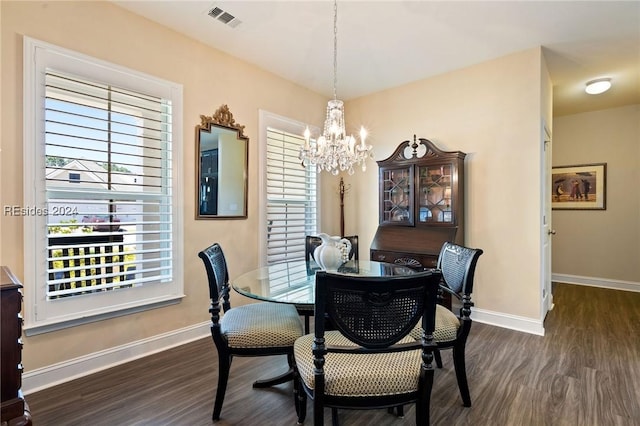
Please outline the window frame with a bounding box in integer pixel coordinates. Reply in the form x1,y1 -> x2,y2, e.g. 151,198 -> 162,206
23,37 -> 184,335
258,110 -> 321,266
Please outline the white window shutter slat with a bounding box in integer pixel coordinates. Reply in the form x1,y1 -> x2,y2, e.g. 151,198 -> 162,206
265,128 -> 317,264
44,71 -> 173,299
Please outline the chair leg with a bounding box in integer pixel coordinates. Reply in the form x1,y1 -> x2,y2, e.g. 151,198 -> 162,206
293,366 -> 307,424
452,342 -> 471,407
293,369 -> 300,418
386,405 -> 404,418
314,399 -> 324,426
213,354 -> 232,420
288,353 -> 295,368
416,367 -> 434,425
331,408 -> 339,426
296,391 -> 307,424
434,348 -> 443,368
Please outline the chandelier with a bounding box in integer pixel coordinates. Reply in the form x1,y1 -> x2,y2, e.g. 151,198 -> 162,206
299,0 -> 373,176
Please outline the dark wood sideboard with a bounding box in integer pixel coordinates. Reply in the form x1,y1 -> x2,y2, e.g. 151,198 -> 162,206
371,226 -> 458,269
1,266 -> 31,426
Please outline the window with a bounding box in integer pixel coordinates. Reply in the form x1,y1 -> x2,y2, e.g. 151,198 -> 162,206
259,111 -> 319,265
23,37 -> 184,334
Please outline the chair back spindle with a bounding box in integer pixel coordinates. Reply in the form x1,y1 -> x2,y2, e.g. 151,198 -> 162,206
199,243 -> 231,313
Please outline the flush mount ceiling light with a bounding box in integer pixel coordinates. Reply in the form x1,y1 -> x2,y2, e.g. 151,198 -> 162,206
585,78 -> 612,95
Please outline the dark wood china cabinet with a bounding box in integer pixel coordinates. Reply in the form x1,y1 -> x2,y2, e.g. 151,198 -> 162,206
1,266 -> 31,426
370,135 -> 466,270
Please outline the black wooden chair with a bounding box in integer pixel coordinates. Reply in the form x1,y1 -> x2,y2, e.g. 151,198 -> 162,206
410,241 -> 483,407
293,269 -> 442,425
198,243 -> 304,421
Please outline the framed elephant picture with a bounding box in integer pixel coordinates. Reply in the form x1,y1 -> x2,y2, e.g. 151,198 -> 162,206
552,163 -> 606,210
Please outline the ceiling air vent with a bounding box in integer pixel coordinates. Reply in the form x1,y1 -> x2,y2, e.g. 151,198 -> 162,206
218,12 -> 234,24
208,6 -> 242,28
208,7 -> 223,18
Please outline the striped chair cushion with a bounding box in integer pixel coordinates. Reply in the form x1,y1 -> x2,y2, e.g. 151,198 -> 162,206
221,302 -> 303,348
294,331 -> 422,397
409,304 -> 460,343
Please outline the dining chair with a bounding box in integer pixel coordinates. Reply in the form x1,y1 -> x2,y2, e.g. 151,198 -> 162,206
410,241 -> 483,407
198,243 -> 304,421
293,269 -> 442,425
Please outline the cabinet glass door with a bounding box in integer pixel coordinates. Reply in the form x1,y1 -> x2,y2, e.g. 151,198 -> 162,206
418,164 -> 452,223
381,167 -> 413,225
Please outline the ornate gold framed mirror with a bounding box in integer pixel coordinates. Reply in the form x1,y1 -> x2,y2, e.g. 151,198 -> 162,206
196,105 -> 248,219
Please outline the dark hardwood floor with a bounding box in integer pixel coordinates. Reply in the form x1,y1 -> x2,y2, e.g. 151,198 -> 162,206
26,283 -> 640,425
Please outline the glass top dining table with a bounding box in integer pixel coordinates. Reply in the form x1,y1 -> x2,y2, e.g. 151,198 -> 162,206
231,259 -> 418,307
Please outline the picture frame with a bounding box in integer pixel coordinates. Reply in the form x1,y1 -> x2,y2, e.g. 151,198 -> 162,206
552,163 -> 606,210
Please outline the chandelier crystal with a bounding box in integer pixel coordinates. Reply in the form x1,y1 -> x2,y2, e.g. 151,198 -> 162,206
299,0 -> 373,176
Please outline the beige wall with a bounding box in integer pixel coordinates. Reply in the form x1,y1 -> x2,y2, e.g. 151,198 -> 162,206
552,105 -> 640,283
1,1 -> 326,371
1,1 -> 554,377
343,48 -> 548,321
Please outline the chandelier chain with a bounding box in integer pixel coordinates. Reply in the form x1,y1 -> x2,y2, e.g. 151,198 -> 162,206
298,0 -> 373,175
333,0 -> 338,101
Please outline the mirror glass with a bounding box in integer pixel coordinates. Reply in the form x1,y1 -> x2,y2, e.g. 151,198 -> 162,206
196,105 -> 248,219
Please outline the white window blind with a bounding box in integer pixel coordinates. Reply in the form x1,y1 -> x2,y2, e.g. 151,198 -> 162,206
44,71 -> 172,299
265,128 -> 317,264
23,37 -> 183,333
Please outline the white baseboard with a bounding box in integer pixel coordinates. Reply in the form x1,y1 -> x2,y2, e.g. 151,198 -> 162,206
41,281 -> 633,394
471,308 -> 545,336
552,273 -> 640,293
22,312 -> 545,394
22,321 -> 210,395
461,273 -> 640,338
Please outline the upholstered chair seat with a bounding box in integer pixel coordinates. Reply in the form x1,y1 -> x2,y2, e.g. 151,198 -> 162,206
409,304 -> 461,343
221,302 -> 303,348
294,330 -> 421,397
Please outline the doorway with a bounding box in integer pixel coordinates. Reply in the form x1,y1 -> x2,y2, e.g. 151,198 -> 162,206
541,123 -> 554,322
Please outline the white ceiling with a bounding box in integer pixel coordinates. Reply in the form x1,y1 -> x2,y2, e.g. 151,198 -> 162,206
113,1 -> 640,116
